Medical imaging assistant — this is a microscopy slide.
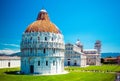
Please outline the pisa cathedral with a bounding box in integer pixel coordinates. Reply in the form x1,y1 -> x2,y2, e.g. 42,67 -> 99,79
64,40 -> 101,67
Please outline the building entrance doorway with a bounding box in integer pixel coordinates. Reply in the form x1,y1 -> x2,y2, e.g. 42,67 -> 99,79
68,61 -> 70,66
30,65 -> 34,73
74,60 -> 77,66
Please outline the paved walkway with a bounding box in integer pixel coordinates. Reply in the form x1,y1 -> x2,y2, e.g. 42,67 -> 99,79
115,73 -> 120,81
67,69 -> 116,73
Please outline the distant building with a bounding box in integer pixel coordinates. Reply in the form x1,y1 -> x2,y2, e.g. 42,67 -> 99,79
0,56 -> 20,68
20,9 -> 65,74
64,40 -> 101,66
104,58 -> 117,62
64,43 -> 86,67
84,49 -> 101,65
104,56 -> 120,64
117,56 -> 120,64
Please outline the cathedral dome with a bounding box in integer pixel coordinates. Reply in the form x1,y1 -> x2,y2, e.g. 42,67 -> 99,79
25,9 -> 61,34
76,39 -> 83,46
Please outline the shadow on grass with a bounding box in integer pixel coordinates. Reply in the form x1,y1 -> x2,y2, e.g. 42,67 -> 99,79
5,71 -> 23,75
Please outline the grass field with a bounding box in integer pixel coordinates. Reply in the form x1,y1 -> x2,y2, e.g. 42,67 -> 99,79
0,65 -> 119,81
65,65 -> 120,72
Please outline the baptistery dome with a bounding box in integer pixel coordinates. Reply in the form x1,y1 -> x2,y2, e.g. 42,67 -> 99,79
20,9 -> 65,74
25,9 -> 61,33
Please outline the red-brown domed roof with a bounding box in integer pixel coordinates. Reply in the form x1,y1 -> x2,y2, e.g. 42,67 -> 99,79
25,9 -> 61,34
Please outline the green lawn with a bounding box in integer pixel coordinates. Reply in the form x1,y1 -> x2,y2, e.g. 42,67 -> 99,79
65,65 -> 120,72
0,65 -> 119,81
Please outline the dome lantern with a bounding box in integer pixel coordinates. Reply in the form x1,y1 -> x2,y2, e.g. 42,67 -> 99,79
37,9 -> 49,20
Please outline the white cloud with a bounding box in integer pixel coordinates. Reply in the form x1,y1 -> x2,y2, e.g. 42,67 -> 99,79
2,43 -> 20,47
0,49 -> 20,55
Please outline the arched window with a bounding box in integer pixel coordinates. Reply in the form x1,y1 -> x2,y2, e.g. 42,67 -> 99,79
38,61 -> 40,66
30,37 -> 32,40
53,48 -> 55,53
8,62 -> 10,67
38,37 -> 40,40
53,61 -> 55,66
46,61 -> 48,66
25,38 -> 27,43
43,48 -> 46,54
45,37 -> 47,41
52,37 -> 54,41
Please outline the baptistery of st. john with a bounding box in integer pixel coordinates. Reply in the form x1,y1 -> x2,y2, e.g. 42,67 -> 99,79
20,9 -> 65,74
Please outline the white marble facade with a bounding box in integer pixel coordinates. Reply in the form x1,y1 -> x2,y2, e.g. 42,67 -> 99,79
84,49 -> 101,65
0,57 -> 20,68
20,9 -> 65,74
64,40 -> 101,67
64,43 -> 86,67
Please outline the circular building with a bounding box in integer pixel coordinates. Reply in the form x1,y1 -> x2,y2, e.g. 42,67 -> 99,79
20,9 -> 65,74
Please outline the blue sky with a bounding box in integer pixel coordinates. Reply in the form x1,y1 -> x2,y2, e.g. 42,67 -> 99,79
0,0 -> 120,54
